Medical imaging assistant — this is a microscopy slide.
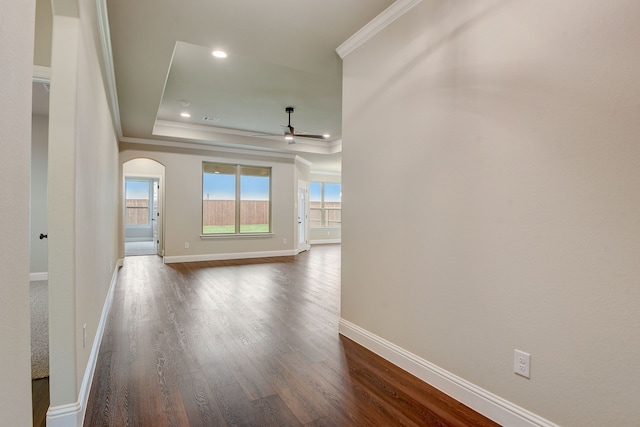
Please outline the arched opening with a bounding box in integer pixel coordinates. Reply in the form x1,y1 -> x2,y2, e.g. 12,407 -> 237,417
122,158 -> 166,257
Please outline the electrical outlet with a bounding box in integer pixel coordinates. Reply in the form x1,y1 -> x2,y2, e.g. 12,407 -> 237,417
184,242 -> 190,249
514,349 -> 530,378
283,238 -> 287,244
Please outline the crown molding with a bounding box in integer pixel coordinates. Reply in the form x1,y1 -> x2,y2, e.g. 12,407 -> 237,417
336,0 -> 422,58
96,0 -> 122,138
33,65 -> 51,83
310,170 -> 341,177
295,155 -> 313,167
120,136 -> 299,161
154,119 -> 340,148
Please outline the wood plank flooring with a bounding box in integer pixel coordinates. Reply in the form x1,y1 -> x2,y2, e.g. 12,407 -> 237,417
32,377 -> 49,427
84,245 -> 499,426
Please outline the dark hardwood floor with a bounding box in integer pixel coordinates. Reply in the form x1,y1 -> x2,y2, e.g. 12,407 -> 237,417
84,244 -> 499,426
32,377 -> 49,427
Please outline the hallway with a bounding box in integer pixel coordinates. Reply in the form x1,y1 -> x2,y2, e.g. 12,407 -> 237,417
84,245 -> 497,426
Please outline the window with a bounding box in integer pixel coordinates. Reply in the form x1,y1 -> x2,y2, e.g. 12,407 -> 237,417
125,179 -> 151,225
309,182 -> 341,227
202,162 -> 271,234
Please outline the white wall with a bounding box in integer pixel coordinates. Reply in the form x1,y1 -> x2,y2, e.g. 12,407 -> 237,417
120,144 -> 297,261
31,113 -> 49,274
0,0 -> 36,424
341,1 -> 640,426
47,0 -> 119,417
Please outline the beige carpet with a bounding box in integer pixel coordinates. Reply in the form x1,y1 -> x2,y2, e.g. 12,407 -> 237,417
30,280 -> 49,379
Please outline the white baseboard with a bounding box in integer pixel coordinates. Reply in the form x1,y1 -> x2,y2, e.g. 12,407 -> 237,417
339,319 -> 560,427
46,258 -> 122,427
46,402 -> 83,427
30,272 -> 48,281
163,249 -> 296,264
124,237 -> 154,242
310,239 -> 341,245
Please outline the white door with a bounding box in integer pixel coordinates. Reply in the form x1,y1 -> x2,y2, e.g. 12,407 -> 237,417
298,182 -> 309,252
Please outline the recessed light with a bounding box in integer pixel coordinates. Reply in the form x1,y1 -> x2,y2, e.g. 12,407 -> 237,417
202,116 -> 220,122
180,100 -> 190,107
323,134 -> 331,138
180,112 -> 191,118
212,50 -> 227,58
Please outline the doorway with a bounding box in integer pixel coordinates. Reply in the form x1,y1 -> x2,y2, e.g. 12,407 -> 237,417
123,158 -> 165,257
297,180 -> 309,253
124,177 -> 158,256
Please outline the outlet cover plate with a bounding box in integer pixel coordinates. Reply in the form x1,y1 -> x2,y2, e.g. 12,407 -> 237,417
514,349 -> 530,379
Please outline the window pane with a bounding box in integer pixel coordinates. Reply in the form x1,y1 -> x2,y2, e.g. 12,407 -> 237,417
202,163 -> 271,235
309,208 -> 322,227
240,167 -> 270,233
125,180 -> 150,225
203,166 -> 236,234
325,208 -> 341,227
310,182 -> 322,202
309,182 -> 322,227
324,183 -> 341,203
324,183 -> 341,227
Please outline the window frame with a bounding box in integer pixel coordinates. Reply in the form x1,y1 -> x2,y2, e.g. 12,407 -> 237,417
309,181 -> 341,229
201,162 -> 273,237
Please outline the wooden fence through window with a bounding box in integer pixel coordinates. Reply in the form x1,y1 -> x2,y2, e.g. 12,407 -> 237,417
309,201 -> 341,227
202,200 -> 269,225
126,199 -> 149,225
127,199 -> 340,227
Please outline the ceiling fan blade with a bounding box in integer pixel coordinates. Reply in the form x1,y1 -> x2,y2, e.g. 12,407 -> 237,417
279,108 -> 327,143
294,134 -> 327,139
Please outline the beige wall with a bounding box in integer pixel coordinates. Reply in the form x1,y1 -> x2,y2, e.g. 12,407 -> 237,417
34,0 -> 52,67
0,0 -> 36,424
120,144 -> 297,259
341,1 -> 640,425
48,0 -> 119,410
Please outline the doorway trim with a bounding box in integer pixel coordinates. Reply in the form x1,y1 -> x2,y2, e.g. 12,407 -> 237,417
297,179 -> 310,254
122,159 -> 165,258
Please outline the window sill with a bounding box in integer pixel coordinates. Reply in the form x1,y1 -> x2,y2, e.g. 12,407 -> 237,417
200,233 -> 274,240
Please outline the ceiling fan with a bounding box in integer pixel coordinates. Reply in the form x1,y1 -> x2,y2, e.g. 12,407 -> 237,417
282,107 -> 328,144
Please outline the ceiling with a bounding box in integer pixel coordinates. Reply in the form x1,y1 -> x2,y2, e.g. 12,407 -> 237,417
104,0 -> 396,173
